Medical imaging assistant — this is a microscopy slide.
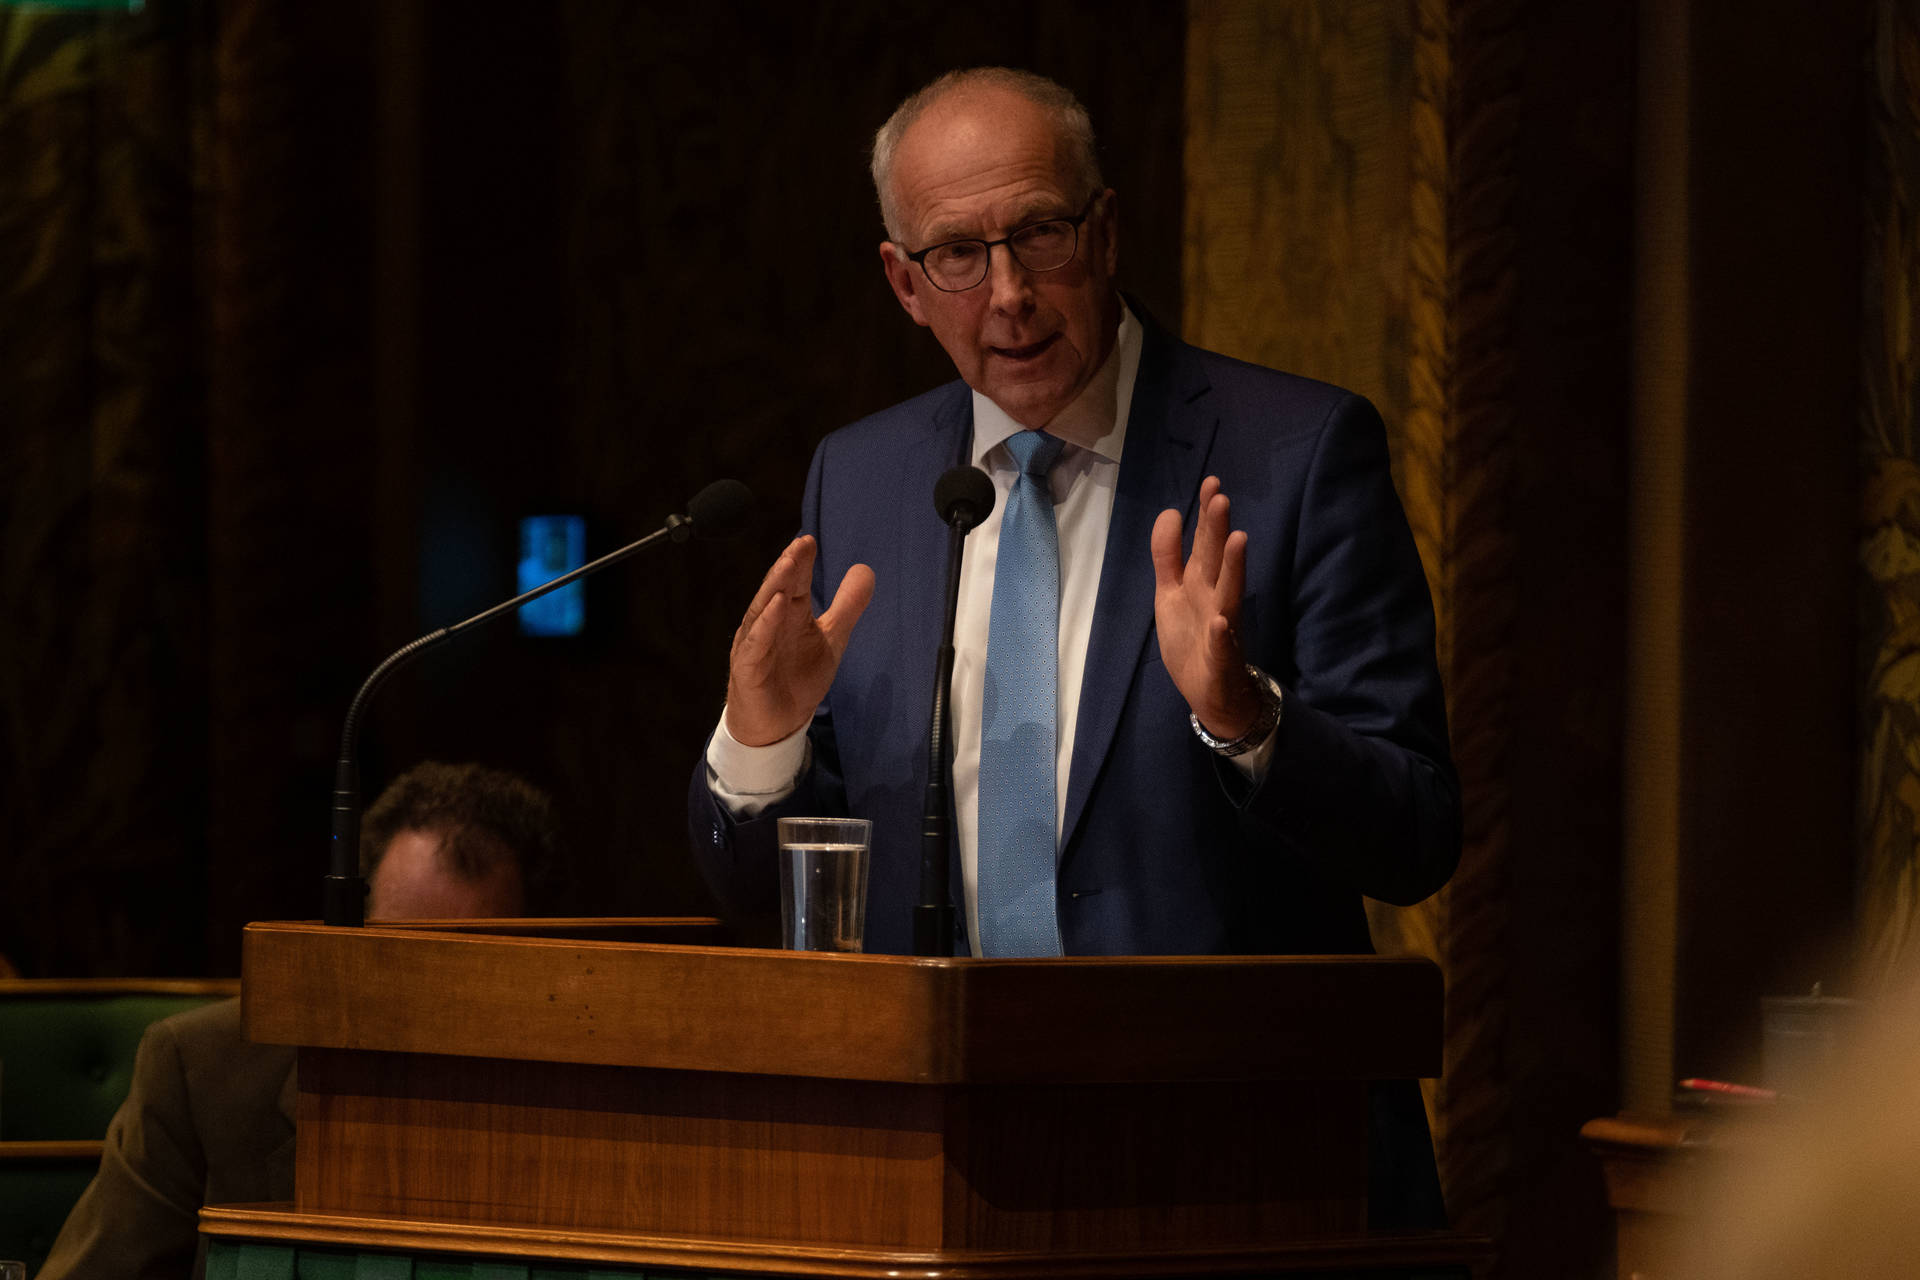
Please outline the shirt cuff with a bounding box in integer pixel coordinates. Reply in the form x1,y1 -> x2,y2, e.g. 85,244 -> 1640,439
1222,720 -> 1279,784
705,707 -> 810,818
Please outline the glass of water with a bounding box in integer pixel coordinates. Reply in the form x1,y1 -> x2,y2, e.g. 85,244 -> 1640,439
776,817 -> 871,952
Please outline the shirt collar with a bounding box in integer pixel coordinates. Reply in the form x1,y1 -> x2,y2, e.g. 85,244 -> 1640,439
971,299 -> 1141,468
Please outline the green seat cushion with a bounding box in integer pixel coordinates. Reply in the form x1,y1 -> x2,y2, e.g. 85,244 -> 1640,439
0,991 -> 226,1139
0,1157 -> 99,1276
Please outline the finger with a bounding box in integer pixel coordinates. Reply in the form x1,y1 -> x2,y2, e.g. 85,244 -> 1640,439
743,535 -> 815,627
1217,528 -> 1248,628
760,534 -> 810,585
730,589 -> 787,678
1151,507 -> 1186,590
1189,489 -> 1231,586
773,534 -> 819,606
820,563 -> 876,650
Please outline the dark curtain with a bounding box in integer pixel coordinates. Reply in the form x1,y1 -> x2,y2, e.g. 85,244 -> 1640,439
1,1 -> 1186,976
4,2 -> 216,975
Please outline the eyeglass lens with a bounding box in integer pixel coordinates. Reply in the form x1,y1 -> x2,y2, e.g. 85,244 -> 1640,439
923,220 -> 1078,290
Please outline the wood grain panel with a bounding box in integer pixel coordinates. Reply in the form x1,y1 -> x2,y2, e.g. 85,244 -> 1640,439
292,1054 -> 1366,1251
202,1203 -> 1490,1278
252,925 -> 1441,1252
296,1050 -> 947,1245
1861,0 -> 1920,990
1401,0 -> 1522,1257
242,921 -> 1441,1083
383,917 -> 729,944
940,1081 -> 1366,1250
947,954 -> 1442,1081
247,925 -> 953,1080
0,1139 -> 104,1161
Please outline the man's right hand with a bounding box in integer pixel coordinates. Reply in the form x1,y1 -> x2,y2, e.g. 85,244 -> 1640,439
724,535 -> 875,747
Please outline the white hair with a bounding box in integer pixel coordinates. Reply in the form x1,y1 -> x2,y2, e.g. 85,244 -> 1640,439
870,67 -> 1104,243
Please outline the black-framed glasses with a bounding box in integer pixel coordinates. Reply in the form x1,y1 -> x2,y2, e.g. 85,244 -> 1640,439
900,195 -> 1100,292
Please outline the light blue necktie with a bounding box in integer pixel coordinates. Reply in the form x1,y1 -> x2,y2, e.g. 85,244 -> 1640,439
977,429 -> 1067,957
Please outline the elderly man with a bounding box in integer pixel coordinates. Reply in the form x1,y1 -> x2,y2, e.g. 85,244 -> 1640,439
38,761 -> 559,1280
694,66 -> 1456,959
690,68 -> 1455,1221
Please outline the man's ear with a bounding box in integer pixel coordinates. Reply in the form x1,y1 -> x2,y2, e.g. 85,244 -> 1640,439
879,241 -> 931,327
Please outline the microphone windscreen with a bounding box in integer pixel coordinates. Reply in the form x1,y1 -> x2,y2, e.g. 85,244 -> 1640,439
934,466 -> 996,530
686,479 -> 755,539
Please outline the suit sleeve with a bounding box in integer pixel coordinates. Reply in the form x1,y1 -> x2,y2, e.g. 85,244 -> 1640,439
1236,392 -> 1461,906
688,438 -> 851,930
36,1020 -> 205,1280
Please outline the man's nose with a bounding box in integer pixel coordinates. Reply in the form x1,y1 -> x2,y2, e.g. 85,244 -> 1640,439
985,241 -> 1036,312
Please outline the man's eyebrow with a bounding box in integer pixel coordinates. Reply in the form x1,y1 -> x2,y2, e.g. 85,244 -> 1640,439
921,223 -> 977,245
920,202 -> 1074,246
1009,199 -> 1071,225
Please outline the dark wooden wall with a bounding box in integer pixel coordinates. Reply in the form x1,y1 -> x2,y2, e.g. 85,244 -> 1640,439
368,2 -> 1190,955
1860,0 -> 1920,992
1619,0 -> 1862,1110
1184,1 -> 1864,1276
0,1 -> 1885,1276
0,0 -> 1187,974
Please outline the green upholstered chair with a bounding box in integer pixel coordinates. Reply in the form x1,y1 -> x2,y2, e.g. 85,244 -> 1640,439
0,978 -> 238,1275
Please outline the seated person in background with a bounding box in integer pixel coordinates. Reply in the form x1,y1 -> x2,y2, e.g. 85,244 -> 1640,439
37,761 -> 560,1280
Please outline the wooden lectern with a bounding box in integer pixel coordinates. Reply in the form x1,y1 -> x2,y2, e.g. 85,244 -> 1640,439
201,919 -> 1483,1278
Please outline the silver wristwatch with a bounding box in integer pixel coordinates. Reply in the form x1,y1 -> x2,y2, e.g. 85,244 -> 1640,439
1188,664 -> 1284,757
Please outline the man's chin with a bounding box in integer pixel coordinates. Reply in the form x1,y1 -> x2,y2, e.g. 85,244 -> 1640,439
979,359 -> 1080,426
982,381 -> 1073,427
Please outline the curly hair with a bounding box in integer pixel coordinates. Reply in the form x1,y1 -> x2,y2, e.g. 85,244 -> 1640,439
359,762 -> 559,904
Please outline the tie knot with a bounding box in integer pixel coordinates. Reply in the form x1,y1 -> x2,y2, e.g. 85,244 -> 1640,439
1004,430 -> 1065,478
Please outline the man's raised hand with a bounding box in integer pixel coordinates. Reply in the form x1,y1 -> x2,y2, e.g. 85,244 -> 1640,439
1150,476 -> 1261,741
724,535 -> 874,747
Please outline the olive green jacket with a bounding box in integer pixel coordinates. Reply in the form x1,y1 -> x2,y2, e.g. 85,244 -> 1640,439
37,997 -> 295,1280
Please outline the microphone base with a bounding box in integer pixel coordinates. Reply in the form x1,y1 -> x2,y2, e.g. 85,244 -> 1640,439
323,875 -> 368,927
912,904 -> 955,957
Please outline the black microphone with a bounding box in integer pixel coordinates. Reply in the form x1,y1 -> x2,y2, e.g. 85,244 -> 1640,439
934,466 -> 995,530
915,466 -> 996,956
666,477 -> 755,542
324,480 -> 755,926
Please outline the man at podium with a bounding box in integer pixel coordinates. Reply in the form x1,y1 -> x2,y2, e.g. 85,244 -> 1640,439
690,66 -> 1458,969
688,69 -> 1458,1229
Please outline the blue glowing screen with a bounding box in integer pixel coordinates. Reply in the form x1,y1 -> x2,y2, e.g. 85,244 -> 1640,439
517,514 -> 586,636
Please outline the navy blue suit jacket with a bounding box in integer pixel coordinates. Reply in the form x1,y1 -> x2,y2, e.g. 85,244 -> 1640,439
691,317 -> 1459,959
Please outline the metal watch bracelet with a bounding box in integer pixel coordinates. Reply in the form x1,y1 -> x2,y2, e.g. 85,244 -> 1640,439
1188,664 -> 1283,757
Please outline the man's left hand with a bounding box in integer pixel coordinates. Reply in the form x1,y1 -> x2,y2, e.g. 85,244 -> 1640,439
1151,475 -> 1263,741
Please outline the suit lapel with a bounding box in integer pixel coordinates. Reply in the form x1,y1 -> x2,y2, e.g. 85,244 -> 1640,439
889,383 -> 974,706
891,384 -> 973,940
1061,323 -> 1216,856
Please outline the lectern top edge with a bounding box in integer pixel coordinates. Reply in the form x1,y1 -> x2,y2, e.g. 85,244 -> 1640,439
243,919 -> 1440,971
239,919 -> 1441,1084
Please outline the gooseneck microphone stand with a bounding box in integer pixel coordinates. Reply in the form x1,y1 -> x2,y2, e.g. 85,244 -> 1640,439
324,480 -> 752,925
913,467 -> 995,956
